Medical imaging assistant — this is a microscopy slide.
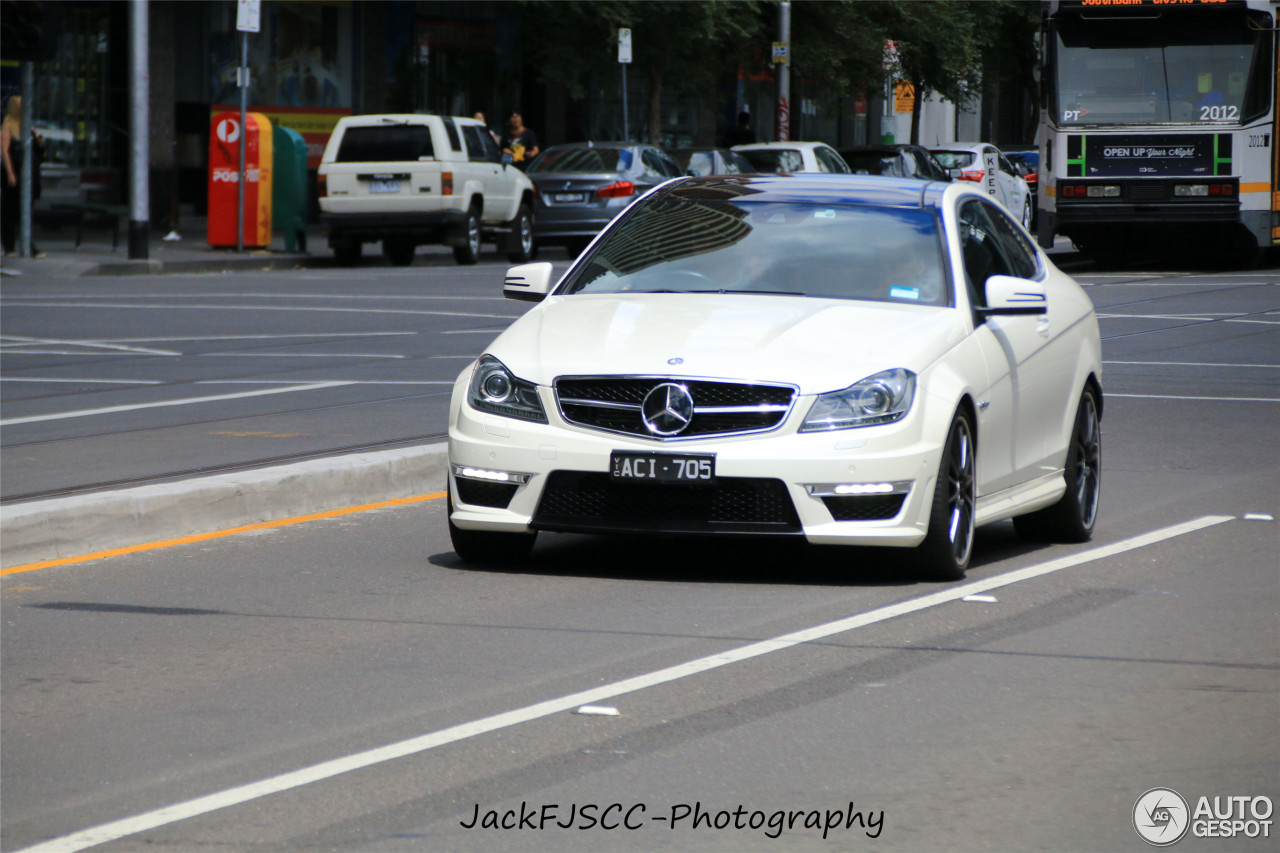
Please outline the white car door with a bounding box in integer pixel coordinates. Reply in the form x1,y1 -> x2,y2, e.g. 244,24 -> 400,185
959,197 -> 1065,492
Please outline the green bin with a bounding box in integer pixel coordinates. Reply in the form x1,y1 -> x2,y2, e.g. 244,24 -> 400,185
273,125 -> 309,252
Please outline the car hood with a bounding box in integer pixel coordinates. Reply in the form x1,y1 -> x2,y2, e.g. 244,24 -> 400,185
488,293 -> 967,394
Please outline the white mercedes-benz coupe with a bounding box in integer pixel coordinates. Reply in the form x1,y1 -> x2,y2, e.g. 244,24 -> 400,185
447,174 -> 1102,580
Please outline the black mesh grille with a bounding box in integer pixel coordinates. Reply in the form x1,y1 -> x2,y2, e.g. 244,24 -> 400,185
555,377 -> 795,440
1128,182 -> 1167,203
821,494 -> 906,521
455,478 -> 519,509
533,471 -> 801,534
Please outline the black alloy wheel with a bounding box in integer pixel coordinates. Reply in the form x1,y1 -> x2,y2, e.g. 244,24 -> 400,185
1015,388 -> 1101,542
916,411 -> 977,581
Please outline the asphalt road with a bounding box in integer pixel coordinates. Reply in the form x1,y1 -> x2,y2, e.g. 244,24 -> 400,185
1,263 -> 1277,852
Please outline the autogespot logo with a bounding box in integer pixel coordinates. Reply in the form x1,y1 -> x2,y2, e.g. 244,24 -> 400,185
1134,788 -> 1190,846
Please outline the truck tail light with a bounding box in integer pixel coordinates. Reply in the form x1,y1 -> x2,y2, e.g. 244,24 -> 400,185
442,172 -> 454,196
596,181 -> 635,198
317,173 -> 327,198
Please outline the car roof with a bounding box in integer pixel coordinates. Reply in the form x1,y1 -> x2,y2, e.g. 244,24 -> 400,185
544,141 -> 646,150
656,173 -> 948,208
732,141 -> 831,150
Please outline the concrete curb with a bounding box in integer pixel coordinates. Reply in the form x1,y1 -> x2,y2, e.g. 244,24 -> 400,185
1,443 -> 450,568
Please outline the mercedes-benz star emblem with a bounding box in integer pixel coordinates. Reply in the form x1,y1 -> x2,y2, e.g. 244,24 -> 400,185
641,383 -> 694,437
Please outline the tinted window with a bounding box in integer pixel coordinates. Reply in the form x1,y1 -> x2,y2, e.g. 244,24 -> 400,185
982,200 -> 1040,279
562,199 -> 948,307
462,125 -> 492,163
528,147 -> 630,173
335,125 -> 434,162
442,118 -> 462,152
682,152 -> 716,176
816,147 -> 850,173
958,199 -> 1012,306
846,152 -> 903,177
932,150 -> 976,170
737,148 -> 805,173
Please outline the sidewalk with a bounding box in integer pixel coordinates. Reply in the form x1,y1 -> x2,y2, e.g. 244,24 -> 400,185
0,213 -> 456,570
0,213 -> 456,278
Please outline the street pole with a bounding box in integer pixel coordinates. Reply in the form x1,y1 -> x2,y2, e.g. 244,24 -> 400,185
18,61 -> 34,257
237,30 -> 247,252
776,1 -> 791,142
129,0 -> 150,259
618,28 -> 632,141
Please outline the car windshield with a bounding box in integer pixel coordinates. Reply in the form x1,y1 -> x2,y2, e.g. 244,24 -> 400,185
559,198 -> 948,307
845,152 -> 903,177
931,151 -> 976,170
737,149 -> 805,173
529,147 -> 633,174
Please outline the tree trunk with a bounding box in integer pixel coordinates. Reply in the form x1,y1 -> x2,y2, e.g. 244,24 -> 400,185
647,65 -> 663,145
910,76 -> 923,145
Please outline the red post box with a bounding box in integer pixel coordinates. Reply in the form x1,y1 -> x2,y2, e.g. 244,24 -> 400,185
208,111 -> 274,247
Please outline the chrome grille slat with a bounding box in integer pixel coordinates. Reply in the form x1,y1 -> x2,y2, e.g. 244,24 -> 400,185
555,375 -> 797,441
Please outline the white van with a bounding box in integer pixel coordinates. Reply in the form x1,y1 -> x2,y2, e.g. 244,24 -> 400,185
319,114 -> 536,266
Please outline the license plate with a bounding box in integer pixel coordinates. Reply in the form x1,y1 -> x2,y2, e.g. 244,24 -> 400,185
610,451 -> 715,485
553,192 -> 585,203
369,179 -> 401,193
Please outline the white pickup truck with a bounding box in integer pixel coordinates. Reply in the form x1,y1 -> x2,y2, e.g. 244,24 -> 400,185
318,114 -> 536,266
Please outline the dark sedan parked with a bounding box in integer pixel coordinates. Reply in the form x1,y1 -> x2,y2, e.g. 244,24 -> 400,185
527,142 -> 686,256
839,145 -> 952,182
672,147 -> 756,177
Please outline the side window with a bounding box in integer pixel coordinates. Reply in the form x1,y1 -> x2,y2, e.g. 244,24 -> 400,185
442,117 -> 463,153
957,199 -> 1014,307
998,153 -> 1016,175
461,125 -> 489,163
817,147 -> 849,173
981,199 -> 1041,280
641,149 -> 669,178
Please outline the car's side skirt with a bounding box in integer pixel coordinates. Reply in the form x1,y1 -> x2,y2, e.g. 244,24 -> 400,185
976,470 -> 1065,527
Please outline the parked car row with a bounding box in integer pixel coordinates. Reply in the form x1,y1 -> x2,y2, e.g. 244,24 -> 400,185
316,112 -> 1035,265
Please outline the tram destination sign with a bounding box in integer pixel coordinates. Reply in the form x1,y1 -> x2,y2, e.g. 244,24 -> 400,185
1057,0 -> 1247,9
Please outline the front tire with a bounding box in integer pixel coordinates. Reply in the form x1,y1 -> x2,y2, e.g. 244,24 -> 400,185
1014,388 -> 1101,542
505,204 -> 536,263
447,489 -> 537,564
914,411 -> 977,581
452,207 -> 482,265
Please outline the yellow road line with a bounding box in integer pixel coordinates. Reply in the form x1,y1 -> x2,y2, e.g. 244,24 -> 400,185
0,491 -> 447,577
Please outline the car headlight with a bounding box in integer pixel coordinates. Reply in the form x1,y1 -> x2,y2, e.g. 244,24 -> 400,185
468,355 -> 547,423
800,369 -> 916,432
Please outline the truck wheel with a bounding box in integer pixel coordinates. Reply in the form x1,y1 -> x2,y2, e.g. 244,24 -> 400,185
333,240 -> 362,266
453,207 -> 481,265
384,238 -> 415,267
505,205 -> 536,263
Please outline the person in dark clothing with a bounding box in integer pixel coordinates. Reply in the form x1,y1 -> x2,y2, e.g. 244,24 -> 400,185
1,95 -> 44,256
724,111 -> 755,147
502,111 -> 540,170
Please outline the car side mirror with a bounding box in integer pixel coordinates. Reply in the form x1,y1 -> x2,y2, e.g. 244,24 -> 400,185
976,275 -> 1047,318
504,262 -> 555,303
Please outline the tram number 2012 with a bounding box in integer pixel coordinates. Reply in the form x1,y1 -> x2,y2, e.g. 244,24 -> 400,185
1200,105 -> 1238,122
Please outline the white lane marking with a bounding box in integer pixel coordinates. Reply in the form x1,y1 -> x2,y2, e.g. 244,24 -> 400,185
13,514 -> 1234,853
1105,361 -> 1279,369
0,378 -> 164,385
194,380 -> 453,386
0,336 -> 179,356
87,333 -> 417,342
1097,313 -> 1215,321
199,353 -> 407,359
0,301 -> 519,320
0,382 -> 354,426
1108,393 -> 1280,403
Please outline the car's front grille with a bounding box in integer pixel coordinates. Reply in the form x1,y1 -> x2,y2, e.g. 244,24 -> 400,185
555,377 -> 795,440
532,471 -> 801,534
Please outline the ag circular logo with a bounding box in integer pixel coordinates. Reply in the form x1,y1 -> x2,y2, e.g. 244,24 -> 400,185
1134,788 -> 1190,846
641,383 -> 694,437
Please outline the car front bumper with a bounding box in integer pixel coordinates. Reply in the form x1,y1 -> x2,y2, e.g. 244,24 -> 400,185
447,379 -> 944,549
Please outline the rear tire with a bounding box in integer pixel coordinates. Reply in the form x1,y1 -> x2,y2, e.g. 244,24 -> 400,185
452,207 -> 482,265
447,489 -> 537,564
384,238 -> 415,267
1014,388 -> 1101,543
914,411 -> 976,582
333,239 -> 362,266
